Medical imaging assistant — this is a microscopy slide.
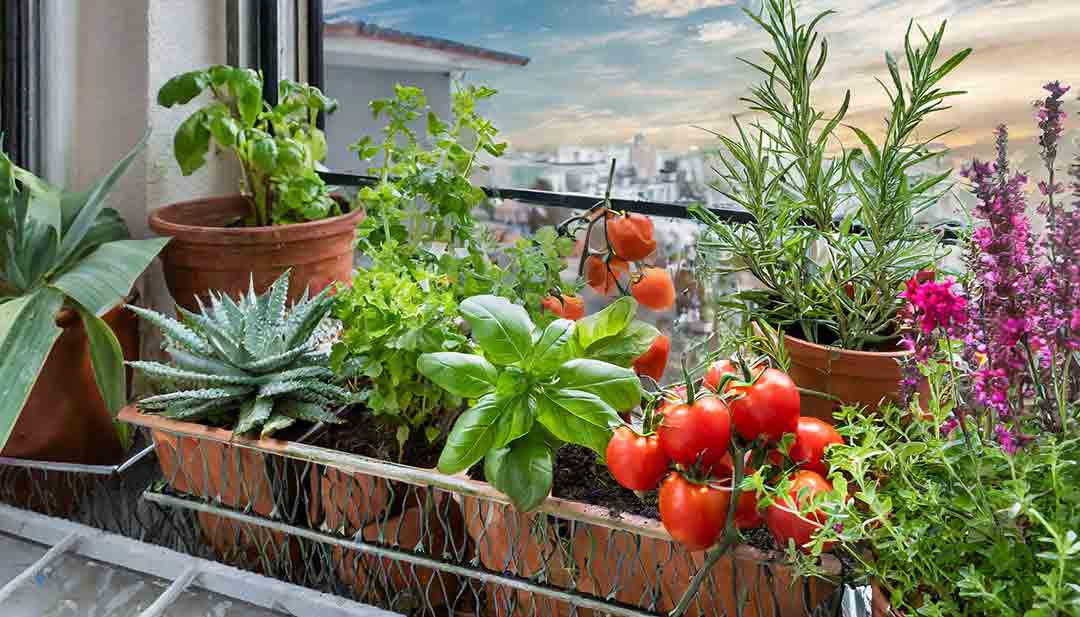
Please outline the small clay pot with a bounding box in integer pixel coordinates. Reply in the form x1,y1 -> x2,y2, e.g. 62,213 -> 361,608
149,195 -> 363,311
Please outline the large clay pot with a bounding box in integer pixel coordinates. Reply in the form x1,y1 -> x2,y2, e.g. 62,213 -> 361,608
1,301 -> 138,464
783,333 -> 926,422
148,195 -> 363,311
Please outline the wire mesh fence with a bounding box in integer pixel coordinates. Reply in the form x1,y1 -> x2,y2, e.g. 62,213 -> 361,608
1,410 -> 871,617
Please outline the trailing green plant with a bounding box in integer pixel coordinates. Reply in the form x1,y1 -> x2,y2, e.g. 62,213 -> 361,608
417,295 -> 650,511
158,66 -> 340,226
693,0 -> 970,350
0,135 -> 169,452
129,271 -> 350,437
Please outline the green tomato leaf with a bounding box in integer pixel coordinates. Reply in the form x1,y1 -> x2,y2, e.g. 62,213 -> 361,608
536,387 -> 621,456
173,111 -> 211,176
459,295 -> 534,365
528,318 -> 574,376
484,430 -> 554,512
437,393 -> 501,474
575,296 -> 636,350
556,359 -> 642,411
585,320 -> 659,367
416,352 -> 497,399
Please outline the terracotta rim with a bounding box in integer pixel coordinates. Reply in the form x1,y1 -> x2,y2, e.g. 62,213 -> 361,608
54,293 -> 138,329
148,194 -> 364,242
782,331 -> 911,360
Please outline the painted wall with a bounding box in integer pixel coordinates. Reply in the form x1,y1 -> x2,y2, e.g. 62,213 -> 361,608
322,65 -> 451,173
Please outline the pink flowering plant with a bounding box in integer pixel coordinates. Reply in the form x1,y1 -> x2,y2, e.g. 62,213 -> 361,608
793,84 -> 1080,616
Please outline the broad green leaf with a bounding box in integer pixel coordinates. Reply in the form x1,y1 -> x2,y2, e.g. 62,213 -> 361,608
417,352 -> 498,399
528,318 -> 574,376
73,303 -> 126,417
459,295 -> 534,365
556,359 -> 642,411
234,68 -> 263,128
157,70 -> 209,107
0,289 -> 65,452
484,431 -> 554,512
436,393 -> 502,474
208,114 -> 241,148
537,387 -> 621,456
584,320 -> 659,367
491,392 -> 534,448
251,136 -> 278,174
575,296 -> 636,350
50,237 -> 170,316
174,111 -> 211,176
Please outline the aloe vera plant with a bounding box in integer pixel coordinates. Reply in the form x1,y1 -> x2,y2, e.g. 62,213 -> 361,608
129,271 -> 350,436
0,134 -> 169,453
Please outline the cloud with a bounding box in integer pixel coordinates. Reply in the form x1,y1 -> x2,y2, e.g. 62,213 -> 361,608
697,20 -> 746,42
630,0 -> 738,18
537,25 -> 674,54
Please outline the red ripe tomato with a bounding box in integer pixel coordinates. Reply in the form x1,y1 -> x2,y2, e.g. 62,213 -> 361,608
728,368 -> 800,443
766,470 -> 833,554
585,255 -> 628,296
606,426 -> 670,491
789,417 -> 843,476
606,212 -> 657,261
632,267 -> 676,311
633,335 -> 670,382
657,397 -> 731,474
541,294 -> 586,321
711,478 -> 763,530
659,473 -> 730,551
657,384 -> 687,416
703,359 -> 738,392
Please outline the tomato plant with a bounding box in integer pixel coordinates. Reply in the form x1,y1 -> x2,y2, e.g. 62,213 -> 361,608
657,395 -> 731,474
765,470 -> 832,554
788,417 -> 842,476
659,472 -> 730,551
703,359 -> 738,392
585,255 -> 628,296
605,211 -> 657,261
542,294 -> 585,321
631,267 -> 675,311
633,334 -> 670,382
606,426 -> 669,491
728,368 -> 800,443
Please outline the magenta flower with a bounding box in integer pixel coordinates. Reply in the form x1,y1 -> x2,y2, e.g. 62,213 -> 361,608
899,274 -> 968,335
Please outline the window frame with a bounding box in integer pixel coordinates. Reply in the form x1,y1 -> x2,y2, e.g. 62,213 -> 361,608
1,0 -> 42,173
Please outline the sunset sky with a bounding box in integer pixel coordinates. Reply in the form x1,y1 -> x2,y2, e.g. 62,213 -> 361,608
327,0 -> 1080,169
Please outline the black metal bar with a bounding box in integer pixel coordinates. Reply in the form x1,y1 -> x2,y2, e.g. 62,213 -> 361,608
257,0 -> 279,106
1,0 -> 39,171
225,0 -> 240,67
306,0 -> 325,130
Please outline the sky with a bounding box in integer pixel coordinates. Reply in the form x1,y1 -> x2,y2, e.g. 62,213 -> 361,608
325,0 -> 1080,168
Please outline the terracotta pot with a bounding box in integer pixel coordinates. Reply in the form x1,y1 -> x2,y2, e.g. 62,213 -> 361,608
321,468 -> 467,608
460,487 -> 836,617
148,195 -> 364,311
783,332 -> 926,422
872,580 -> 902,617
120,407 -> 297,570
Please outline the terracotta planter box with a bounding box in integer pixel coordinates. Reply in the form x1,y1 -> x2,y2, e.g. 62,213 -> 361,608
121,407 -> 842,616
2,301 -> 139,512
149,195 -> 364,311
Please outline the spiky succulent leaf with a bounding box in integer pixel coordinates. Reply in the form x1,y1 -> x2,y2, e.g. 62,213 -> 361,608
261,413 -> 296,436
127,304 -> 211,355
235,397 -> 274,434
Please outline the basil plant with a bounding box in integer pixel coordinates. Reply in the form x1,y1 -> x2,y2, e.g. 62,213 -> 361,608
418,295 -> 654,511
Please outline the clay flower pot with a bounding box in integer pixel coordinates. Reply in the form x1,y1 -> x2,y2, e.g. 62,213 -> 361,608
148,195 -> 363,311
782,332 -> 926,421
1,301 -> 139,512
320,468 -> 467,608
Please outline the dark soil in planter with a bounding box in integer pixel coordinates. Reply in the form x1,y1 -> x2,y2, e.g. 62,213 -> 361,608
310,408 -> 444,469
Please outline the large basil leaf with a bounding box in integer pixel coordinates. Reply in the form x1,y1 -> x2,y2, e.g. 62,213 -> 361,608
0,289 -> 65,452
459,295 -> 534,365
527,318 -> 574,376
173,111 -> 211,176
491,393 -> 535,448
417,352 -> 498,399
484,430 -> 554,512
536,387 -> 621,456
157,69 -> 210,107
436,393 -> 502,474
585,320 -> 660,367
556,359 -> 643,411
574,296 -> 636,350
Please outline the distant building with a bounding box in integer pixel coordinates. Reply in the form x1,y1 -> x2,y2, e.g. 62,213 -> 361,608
630,133 -> 658,181
321,19 -> 528,172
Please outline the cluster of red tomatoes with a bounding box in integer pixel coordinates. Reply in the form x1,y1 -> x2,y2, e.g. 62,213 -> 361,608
606,359 -> 843,553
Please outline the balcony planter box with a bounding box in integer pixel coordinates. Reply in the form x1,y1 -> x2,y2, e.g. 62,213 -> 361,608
148,195 -> 363,311
122,406 -> 841,616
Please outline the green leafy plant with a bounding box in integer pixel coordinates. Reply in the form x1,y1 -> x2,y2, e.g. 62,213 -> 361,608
129,271 -> 350,436
158,66 -> 339,226
330,241 -> 468,452
694,0 -> 970,349
417,295 -> 646,511
0,135 -> 169,452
